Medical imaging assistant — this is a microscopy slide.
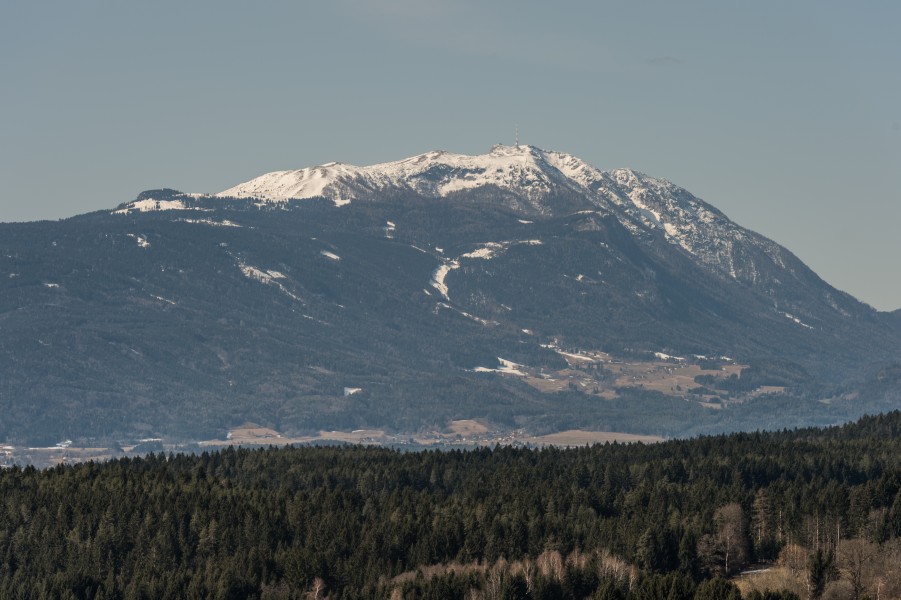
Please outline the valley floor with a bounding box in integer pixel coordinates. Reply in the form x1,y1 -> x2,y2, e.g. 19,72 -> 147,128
0,421 -> 663,470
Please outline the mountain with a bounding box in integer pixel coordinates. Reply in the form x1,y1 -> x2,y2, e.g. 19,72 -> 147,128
0,145 -> 898,446
219,145 -> 868,318
216,145 -> 891,366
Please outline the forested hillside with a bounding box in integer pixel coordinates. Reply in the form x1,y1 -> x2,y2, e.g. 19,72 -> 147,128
2,412 -> 901,599
3,172 -> 900,444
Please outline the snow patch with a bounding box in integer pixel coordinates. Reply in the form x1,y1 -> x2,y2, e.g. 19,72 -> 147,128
239,263 -> 286,284
474,357 -> 528,376
343,387 -> 363,396
654,352 -> 685,362
236,260 -> 300,301
430,261 -> 459,299
127,234 -> 150,248
455,239 -> 543,264
435,302 -> 495,326
113,199 -> 188,214
781,312 -> 814,330
320,250 -> 341,261
461,242 -> 504,260
177,218 -> 241,227
539,340 -> 599,363
556,349 -> 595,362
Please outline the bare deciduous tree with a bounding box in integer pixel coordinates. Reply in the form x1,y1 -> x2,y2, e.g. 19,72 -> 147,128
536,550 -> 564,581
698,504 -> 750,576
716,503 -> 749,575
307,577 -> 327,600
838,538 -> 878,600
779,543 -> 809,576
516,557 -> 536,594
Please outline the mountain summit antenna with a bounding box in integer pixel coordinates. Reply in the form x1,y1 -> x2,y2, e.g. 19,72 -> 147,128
515,125 -> 519,147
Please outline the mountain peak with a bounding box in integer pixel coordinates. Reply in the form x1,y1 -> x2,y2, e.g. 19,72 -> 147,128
213,146 -> 744,261
217,144 -> 591,207
488,143 -> 538,156
210,146 -> 806,286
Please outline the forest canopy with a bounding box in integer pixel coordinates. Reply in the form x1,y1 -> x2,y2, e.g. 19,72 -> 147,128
1,412 -> 901,599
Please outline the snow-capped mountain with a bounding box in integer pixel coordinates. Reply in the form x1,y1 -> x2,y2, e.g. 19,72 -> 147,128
3,144 -> 898,445
217,144 -> 592,209
214,145 -> 856,314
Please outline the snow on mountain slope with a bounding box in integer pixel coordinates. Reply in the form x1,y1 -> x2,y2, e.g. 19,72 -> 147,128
217,145 -> 590,210
113,198 -> 189,214
212,144 -> 861,317
597,167 -> 796,285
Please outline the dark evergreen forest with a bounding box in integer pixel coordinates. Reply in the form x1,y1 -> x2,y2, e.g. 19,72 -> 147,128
2,412 -> 901,599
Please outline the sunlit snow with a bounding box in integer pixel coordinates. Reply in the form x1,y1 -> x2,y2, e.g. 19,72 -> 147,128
435,302 -> 495,326
177,218 -> 241,228
213,144 -> 796,288
782,312 -> 815,330
239,263 -> 286,284
127,234 -> 150,248
430,261 -> 459,299
460,243 -> 504,260
113,199 -> 188,214
474,358 -> 528,376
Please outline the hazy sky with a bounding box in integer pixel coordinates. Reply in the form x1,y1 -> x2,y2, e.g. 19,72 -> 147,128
2,1 -> 899,310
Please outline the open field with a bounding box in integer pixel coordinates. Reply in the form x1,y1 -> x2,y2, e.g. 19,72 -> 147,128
199,420 -> 662,452
610,362 -> 743,394
448,419 -> 490,436
521,430 -> 663,446
198,424 -> 313,447
515,348 -> 753,405
733,566 -> 804,599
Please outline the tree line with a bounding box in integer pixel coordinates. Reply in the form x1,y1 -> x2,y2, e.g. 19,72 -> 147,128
1,412 -> 901,598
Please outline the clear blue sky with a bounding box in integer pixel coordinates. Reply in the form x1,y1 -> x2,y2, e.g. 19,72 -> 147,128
2,1 -> 899,310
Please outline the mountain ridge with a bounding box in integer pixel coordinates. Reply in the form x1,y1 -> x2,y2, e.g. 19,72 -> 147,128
216,144 -> 599,208
205,145 -> 875,326
1,146 -> 898,445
